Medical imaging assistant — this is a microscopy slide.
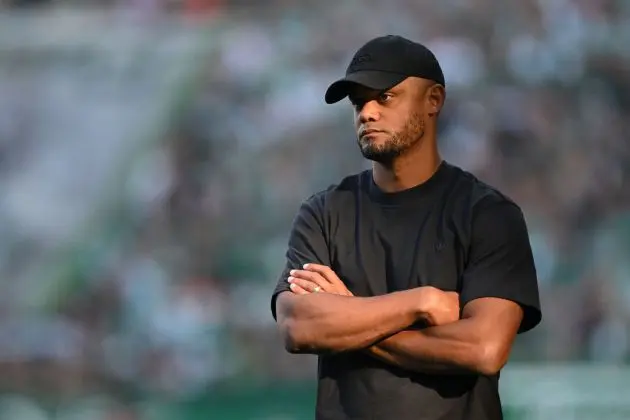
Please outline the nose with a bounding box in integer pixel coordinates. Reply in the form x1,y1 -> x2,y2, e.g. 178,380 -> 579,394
357,100 -> 381,124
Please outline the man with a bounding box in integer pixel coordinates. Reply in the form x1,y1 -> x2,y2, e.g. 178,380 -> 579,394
270,35 -> 542,420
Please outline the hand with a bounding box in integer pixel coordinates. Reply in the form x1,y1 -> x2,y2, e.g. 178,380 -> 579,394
287,263 -> 353,296
415,286 -> 460,326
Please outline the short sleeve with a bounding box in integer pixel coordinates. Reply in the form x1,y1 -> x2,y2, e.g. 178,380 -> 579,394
460,200 -> 542,334
270,193 -> 331,321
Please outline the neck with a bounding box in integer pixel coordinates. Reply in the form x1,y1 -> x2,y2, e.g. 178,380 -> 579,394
372,139 -> 442,193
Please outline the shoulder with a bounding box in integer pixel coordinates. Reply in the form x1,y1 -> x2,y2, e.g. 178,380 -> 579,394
300,170 -> 369,214
446,163 -> 524,222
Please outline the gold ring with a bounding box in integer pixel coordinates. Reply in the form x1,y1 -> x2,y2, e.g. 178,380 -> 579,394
314,286 -> 321,293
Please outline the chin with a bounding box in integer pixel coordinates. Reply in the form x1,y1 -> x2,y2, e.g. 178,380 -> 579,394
361,148 -> 401,164
359,137 -> 390,152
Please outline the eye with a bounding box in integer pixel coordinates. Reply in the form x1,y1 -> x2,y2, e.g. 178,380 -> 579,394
349,97 -> 365,110
378,92 -> 393,103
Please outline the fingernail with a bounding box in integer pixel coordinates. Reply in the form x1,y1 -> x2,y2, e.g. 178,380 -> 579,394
287,277 -> 294,283
289,283 -> 297,289
303,264 -> 309,269
289,269 -> 296,275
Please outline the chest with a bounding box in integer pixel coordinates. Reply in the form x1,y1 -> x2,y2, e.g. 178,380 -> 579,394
328,205 -> 468,297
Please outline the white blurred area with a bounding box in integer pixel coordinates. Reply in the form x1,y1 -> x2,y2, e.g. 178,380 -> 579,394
0,1 -> 629,419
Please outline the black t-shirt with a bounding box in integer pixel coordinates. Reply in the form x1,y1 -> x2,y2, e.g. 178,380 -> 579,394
271,161 -> 542,420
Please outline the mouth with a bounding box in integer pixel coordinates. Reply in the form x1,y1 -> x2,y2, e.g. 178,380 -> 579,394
359,129 -> 384,138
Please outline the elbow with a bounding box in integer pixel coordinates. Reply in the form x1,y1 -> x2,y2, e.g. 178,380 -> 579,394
275,294 -> 313,353
279,318 -> 338,355
279,319 -> 313,354
475,342 -> 510,376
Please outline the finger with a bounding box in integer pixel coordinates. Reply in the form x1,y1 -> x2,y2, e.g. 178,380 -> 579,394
302,263 -> 330,271
288,277 -> 327,293
302,266 -> 353,297
303,264 -> 343,286
289,283 -> 309,295
289,270 -> 330,287
303,264 -> 335,279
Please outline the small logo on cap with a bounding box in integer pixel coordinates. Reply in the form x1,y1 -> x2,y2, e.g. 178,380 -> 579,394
349,53 -> 372,70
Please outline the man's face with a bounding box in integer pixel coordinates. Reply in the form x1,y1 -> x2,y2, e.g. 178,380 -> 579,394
348,77 -> 433,164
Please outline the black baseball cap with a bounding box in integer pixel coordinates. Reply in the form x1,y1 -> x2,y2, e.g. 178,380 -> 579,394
324,35 -> 445,104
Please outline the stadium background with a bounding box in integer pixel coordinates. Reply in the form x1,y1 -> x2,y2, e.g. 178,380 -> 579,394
0,0 -> 629,419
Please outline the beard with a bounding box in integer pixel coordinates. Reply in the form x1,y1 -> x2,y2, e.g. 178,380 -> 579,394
357,112 -> 425,164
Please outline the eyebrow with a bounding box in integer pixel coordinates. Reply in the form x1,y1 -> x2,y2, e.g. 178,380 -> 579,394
350,87 -> 395,99
348,90 -> 372,102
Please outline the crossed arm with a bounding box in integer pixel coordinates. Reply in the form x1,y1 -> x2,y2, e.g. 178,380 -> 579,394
275,265 -> 524,376
364,297 -> 523,376
274,197 -> 538,377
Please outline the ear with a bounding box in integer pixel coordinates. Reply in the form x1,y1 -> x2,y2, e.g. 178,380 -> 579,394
427,84 -> 446,117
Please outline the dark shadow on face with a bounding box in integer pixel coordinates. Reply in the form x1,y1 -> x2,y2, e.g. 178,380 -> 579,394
358,112 -> 425,164
349,78 -> 432,165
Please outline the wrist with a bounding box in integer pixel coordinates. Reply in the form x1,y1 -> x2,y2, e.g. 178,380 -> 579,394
412,287 -> 434,323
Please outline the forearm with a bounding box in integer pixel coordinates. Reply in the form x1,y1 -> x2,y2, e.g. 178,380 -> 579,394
367,341 -> 472,375
365,318 -> 493,375
276,290 -> 419,354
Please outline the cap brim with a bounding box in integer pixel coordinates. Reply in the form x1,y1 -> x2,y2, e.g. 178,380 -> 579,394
324,71 -> 407,104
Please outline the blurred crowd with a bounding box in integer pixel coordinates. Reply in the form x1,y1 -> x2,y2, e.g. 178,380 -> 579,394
1,0 -> 222,14
0,0 -> 629,419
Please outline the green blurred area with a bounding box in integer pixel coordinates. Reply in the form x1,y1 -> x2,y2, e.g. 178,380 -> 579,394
3,369 -> 630,420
